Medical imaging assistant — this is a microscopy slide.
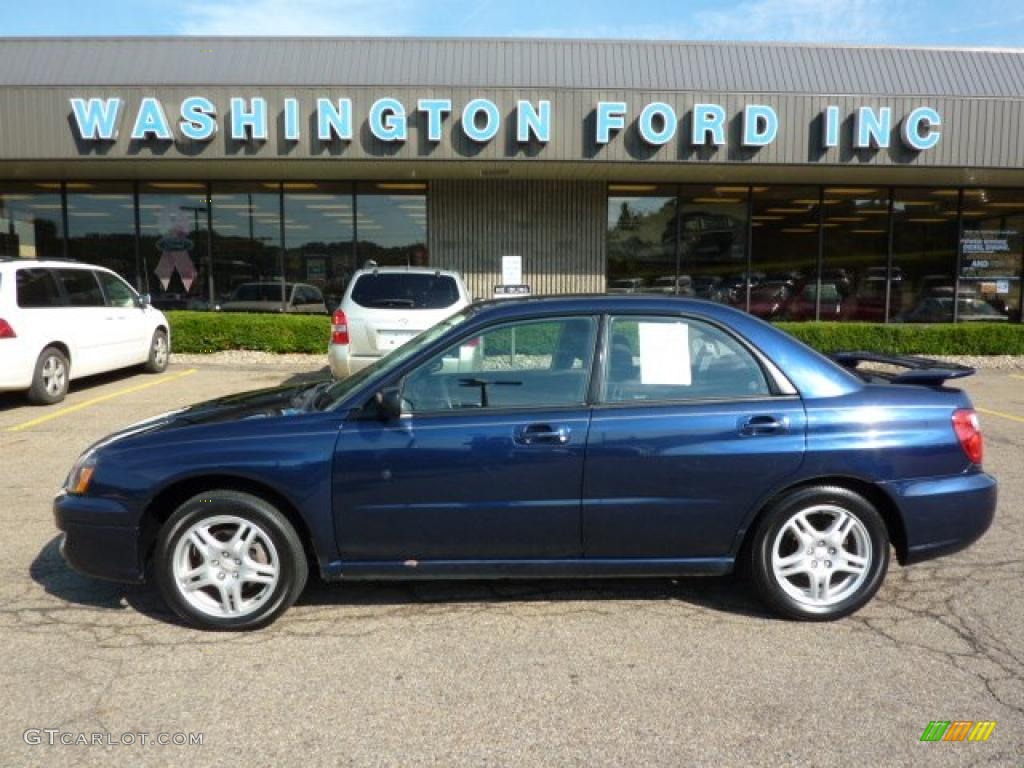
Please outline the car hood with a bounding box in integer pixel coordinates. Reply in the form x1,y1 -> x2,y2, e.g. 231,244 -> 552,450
91,381 -> 332,449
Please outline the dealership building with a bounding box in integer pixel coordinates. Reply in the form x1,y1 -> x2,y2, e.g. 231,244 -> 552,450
1,36 -> 1023,322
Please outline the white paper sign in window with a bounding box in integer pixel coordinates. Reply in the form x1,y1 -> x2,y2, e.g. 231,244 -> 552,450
637,321 -> 691,386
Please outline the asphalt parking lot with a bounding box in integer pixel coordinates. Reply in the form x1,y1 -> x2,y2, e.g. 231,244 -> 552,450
1,359 -> 1022,767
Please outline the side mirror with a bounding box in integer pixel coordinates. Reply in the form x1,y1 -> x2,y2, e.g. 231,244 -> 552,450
373,387 -> 403,421
138,293 -> 152,307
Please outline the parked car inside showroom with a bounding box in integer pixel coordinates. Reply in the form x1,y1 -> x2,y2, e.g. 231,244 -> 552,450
328,263 -> 471,378
0,258 -> 170,404
54,295 -> 995,630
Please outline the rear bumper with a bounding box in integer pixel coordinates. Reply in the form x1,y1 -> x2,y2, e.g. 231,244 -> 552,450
53,491 -> 145,583
0,340 -> 35,391
882,471 -> 997,565
327,345 -> 378,379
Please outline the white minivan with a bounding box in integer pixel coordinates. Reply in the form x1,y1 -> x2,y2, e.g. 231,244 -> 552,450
0,259 -> 170,404
328,266 -> 471,378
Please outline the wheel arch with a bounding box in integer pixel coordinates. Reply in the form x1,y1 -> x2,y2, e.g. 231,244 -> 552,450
139,473 -> 321,577
41,340 -> 72,366
735,475 -> 908,567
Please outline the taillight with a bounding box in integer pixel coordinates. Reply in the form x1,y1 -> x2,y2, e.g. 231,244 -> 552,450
462,335 -> 481,348
952,408 -> 984,465
0,319 -> 15,339
331,309 -> 349,345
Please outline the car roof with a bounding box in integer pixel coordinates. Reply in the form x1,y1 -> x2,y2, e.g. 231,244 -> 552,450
352,266 -> 461,278
0,259 -> 103,271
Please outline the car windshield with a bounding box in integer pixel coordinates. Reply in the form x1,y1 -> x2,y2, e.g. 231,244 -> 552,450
231,283 -> 290,301
350,273 -> 460,309
319,308 -> 475,409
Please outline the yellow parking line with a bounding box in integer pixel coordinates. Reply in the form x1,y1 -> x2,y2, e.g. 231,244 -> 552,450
5,369 -> 197,433
977,406 -> 1024,425
1011,374 -> 1024,381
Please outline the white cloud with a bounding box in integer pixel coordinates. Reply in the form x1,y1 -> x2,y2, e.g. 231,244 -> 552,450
514,0 -> 896,44
178,0 -> 418,36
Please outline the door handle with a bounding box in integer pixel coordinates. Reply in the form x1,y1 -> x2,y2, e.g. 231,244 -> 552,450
739,415 -> 788,436
515,424 -> 571,445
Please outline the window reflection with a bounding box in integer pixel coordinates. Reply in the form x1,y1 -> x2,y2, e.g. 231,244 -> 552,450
607,185 -> 677,294
890,189 -> 958,322
959,189 -> 1023,322
0,183 -> 64,259
822,188 -> 890,322
66,182 -> 138,287
356,182 -> 428,268
678,185 -> 749,305
283,182 -> 354,312
138,182 -> 211,310
211,183 -> 283,312
750,187 -> 820,320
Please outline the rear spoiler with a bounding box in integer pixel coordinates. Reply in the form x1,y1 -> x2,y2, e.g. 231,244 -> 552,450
830,351 -> 975,385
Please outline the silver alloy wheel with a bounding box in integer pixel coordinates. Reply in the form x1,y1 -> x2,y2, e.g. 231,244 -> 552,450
172,515 -> 281,618
771,504 -> 872,608
42,354 -> 67,397
152,333 -> 168,367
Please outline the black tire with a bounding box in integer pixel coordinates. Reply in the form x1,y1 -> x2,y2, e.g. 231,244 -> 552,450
144,328 -> 169,373
750,485 -> 889,621
27,346 -> 70,405
153,490 -> 308,630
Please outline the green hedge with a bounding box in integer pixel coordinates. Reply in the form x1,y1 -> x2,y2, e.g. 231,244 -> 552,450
776,322 -> 1024,356
165,311 -> 1024,357
167,311 -> 329,354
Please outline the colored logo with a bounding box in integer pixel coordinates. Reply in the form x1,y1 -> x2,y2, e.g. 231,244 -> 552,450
920,721 -> 996,742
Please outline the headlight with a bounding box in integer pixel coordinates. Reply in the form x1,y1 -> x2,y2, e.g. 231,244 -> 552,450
66,451 -> 98,495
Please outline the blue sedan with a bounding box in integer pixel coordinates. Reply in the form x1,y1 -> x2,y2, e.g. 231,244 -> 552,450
54,296 -> 996,630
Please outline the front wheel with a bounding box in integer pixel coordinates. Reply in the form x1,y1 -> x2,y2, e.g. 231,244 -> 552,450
144,329 -> 169,373
750,486 -> 889,621
153,491 -> 307,630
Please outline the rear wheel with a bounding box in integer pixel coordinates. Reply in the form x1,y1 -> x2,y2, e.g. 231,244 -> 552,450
28,346 -> 70,404
144,329 -> 169,373
750,486 -> 889,621
153,490 -> 307,630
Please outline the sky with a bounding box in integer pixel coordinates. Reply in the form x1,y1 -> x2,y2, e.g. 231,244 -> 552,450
1,0 -> 1023,47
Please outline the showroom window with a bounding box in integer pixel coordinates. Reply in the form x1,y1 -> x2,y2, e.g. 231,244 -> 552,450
749,186 -> 821,321
65,182 -> 138,288
356,182 -> 428,268
607,185 -> 678,294
821,187 -> 891,322
211,183 -> 284,312
138,182 -> 212,310
959,189 -> 1023,323
890,188 -> 959,322
0,183 -> 64,259
283,182 -> 355,312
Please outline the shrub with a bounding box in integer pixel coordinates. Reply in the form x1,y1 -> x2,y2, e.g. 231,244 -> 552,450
165,311 -> 1024,357
167,311 -> 329,354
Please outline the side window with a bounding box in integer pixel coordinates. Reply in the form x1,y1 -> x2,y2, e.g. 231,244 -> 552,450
603,315 -> 771,403
96,271 -> 137,308
402,316 -> 597,413
16,269 -> 63,308
56,269 -> 105,307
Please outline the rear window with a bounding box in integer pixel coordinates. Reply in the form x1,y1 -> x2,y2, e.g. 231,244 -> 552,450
57,269 -> 105,307
350,273 -> 459,310
16,268 -> 63,308
231,283 -> 288,302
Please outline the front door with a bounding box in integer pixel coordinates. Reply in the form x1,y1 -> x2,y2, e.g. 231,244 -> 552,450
583,314 -> 807,558
333,315 -> 598,562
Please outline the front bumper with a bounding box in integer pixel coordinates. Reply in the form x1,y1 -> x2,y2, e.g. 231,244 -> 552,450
53,491 -> 145,583
882,471 -> 997,565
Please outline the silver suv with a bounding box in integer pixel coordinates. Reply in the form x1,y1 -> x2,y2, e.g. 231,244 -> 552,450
328,266 -> 471,378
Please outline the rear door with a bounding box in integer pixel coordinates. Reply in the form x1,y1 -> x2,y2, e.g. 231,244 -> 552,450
347,272 -> 462,357
53,268 -> 111,376
583,314 -> 807,559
